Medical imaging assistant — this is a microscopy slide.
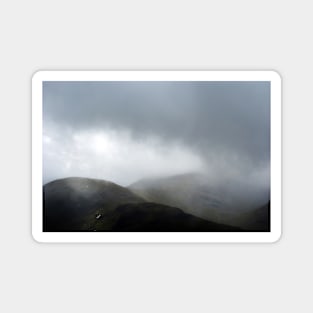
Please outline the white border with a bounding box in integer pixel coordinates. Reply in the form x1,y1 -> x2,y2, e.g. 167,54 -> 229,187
32,71 -> 281,243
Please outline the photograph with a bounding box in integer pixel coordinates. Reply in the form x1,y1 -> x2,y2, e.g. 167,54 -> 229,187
32,71 -> 281,242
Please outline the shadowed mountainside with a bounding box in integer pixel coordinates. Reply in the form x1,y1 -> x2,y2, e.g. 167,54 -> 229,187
236,202 -> 270,231
129,173 -> 226,220
43,177 -> 244,232
129,173 -> 270,231
43,177 -> 144,231
112,202 -> 241,232
43,176 -> 269,232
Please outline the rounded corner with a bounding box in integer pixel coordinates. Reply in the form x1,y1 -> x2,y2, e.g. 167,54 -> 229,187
31,229 -> 43,244
269,229 -> 282,243
268,70 -> 282,83
31,70 -> 45,84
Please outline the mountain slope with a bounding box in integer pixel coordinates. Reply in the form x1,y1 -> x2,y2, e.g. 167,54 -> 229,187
129,173 -> 231,222
111,202 -> 242,232
131,173 -> 219,205
43,177 -> 145,231
235,201 -> 270,231
43,176 -> 243,232
43,176 -> 267,232
129,173 -> 270,231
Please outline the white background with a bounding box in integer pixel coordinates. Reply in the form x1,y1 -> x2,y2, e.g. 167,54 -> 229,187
0,1 -> 311,312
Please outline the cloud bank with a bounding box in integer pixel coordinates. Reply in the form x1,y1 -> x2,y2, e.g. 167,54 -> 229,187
43,81 -> 270,199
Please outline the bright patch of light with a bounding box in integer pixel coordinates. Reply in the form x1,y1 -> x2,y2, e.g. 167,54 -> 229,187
91,133 -> 116,155
43,129 -> 205,185
43,135 -> 52,144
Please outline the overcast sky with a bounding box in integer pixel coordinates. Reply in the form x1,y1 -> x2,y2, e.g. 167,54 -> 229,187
43,81 -> 270,193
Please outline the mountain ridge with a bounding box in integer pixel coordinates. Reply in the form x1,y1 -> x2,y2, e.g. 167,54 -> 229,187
129,172 -> 270,230
43,175 -> 269,232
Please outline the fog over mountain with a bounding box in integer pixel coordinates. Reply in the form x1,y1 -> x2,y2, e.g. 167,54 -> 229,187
43,81 -> 270,211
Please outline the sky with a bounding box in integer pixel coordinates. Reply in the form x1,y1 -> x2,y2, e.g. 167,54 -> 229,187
43,81 -> 270,198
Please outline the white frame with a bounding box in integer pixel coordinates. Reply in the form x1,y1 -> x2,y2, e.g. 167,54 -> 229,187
32,71 -> 281,243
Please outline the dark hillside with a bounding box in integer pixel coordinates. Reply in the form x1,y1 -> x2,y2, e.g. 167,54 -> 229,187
112,202 -> 242,232
43,176 -> 266,232
43,177 -> 145,231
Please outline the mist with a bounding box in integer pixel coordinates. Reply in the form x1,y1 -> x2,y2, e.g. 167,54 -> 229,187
43,81 -> 270,210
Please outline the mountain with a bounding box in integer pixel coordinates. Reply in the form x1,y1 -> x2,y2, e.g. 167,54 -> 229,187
129,173 -> 234,223
43,177 -> 144,231
112,202 -> 241,232
43,176 -> 242,232
129,173 -> 226,215
129,173 -> 270,231
235,201 -> 270,231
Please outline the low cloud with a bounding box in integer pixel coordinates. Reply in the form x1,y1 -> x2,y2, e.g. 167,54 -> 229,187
43,81 -> 270,205
43,127 -> 205,185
